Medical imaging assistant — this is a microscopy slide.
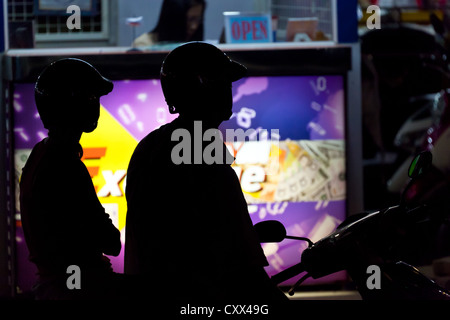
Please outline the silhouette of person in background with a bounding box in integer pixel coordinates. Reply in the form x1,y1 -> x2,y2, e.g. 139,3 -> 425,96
20,58 -> 134,300
133,0 -> 206,47
124,42 -> 286,301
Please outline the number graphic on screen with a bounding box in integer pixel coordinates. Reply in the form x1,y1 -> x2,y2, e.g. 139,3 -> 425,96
311,101 -> 322,112
236,107 -> 256,129
317,77 -> 327,92
118,104 -> 136,125
310,76 -> 327,96
156,107 -> 167,124
14,127 -> 30,142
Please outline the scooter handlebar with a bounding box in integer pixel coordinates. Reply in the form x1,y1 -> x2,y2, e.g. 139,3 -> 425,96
301,205 -> 429,279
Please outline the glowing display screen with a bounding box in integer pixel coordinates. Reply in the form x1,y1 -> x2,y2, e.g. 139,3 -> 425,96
14,75 -> 346,290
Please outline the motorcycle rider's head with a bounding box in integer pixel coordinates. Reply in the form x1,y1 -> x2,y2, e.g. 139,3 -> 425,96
160,41 -> 246,127
35,58 -> 113,135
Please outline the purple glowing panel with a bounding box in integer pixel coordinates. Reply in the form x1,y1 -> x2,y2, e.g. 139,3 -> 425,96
13,74 -> 347,291
222,75 -> 345,140
99,79 -> 177,141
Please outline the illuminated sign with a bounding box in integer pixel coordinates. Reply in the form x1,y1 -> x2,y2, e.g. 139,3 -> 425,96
80,106 -> 138,231
14,75 -> 347,290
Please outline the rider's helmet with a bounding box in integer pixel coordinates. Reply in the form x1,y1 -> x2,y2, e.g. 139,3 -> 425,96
160,41 -> 247,114
35,58 -> 113,131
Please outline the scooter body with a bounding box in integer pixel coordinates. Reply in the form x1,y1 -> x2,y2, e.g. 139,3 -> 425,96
257,152 -> 450,299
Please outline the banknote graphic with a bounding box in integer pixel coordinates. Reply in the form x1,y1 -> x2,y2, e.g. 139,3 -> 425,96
232,139 -> 346,204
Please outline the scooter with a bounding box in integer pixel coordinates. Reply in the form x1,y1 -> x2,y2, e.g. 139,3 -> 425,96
387,13 -> 450,207
255,151 -> 450,299
387,93 -> 437,194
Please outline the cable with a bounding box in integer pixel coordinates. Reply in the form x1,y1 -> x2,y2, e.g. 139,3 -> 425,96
285,235 -> 314,247
288,273 -> 311,296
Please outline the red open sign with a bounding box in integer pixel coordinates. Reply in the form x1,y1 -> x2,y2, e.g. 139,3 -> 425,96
224,13 -> 273,43
231,20 -> 268,41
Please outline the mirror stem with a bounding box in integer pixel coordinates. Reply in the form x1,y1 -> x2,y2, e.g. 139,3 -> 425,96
285,235 -> 314,247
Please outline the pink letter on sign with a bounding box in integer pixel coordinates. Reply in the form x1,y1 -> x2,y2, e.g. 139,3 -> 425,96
252,21 -> 260,40
242,21 -> 251,40
232,22 -> 241,40
259,21 -> 268,38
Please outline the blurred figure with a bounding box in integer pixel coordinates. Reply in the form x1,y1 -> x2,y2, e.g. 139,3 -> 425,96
124,42 -> 286,301
9,22 -> 34,49
20,58 -> 134,299
133,0 -> 206,47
